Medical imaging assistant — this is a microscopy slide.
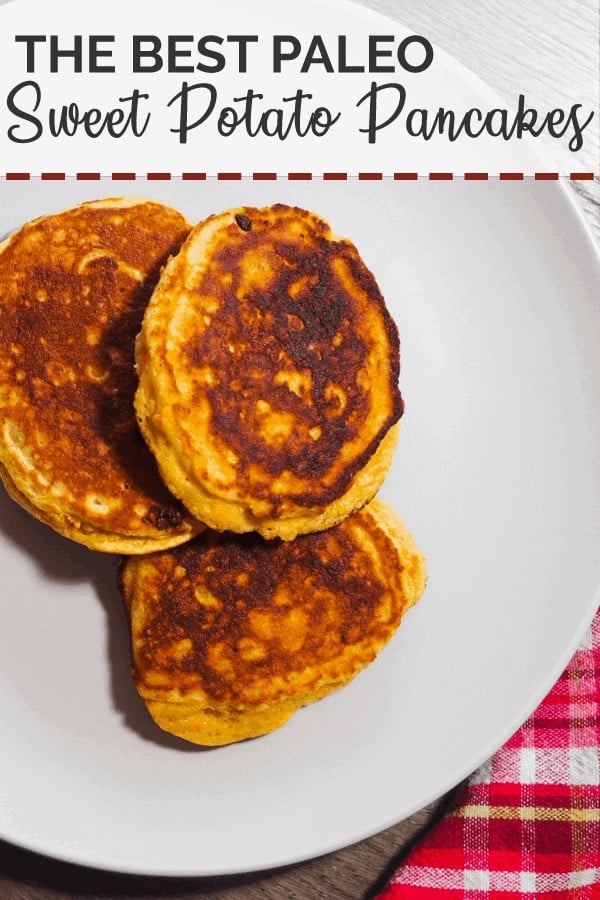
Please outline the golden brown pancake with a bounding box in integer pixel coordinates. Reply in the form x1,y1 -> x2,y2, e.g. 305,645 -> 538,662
0,197 -> 202,552
119,497 -> 426,746
135,205 -> 403,540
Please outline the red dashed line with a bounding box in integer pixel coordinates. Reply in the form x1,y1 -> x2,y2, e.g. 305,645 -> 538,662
1,172 -> 596,181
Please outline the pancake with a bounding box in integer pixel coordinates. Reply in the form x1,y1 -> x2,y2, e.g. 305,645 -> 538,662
0,197 -> 202,552
119,497 -> 427,746
135,204 -> 403,540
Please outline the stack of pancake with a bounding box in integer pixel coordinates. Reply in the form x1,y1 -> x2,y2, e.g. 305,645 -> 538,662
0,197 -> 426,746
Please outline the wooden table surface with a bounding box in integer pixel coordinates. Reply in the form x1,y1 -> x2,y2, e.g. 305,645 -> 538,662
0,1 -> 597,897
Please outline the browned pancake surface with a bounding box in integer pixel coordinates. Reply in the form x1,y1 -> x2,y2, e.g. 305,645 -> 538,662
136,205 -> 403,535
0,198 -> 197,546
122,503 -> 413,706
187,207 -> 402,505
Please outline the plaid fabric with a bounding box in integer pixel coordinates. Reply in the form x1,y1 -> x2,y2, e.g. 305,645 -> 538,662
377,608 -> 600,899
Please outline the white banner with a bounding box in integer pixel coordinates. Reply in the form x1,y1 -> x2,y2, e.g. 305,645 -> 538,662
0,0 -> 595,176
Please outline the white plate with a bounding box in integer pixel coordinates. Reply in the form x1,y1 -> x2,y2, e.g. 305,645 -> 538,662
1,17 -> 600,865
1,175 -> 599,877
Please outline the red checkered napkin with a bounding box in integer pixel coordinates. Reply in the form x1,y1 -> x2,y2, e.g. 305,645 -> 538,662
377,608 -> 600,899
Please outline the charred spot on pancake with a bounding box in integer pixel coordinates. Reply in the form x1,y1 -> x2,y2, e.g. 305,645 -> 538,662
235,214 -> 252,232
143,503 -> 186,531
